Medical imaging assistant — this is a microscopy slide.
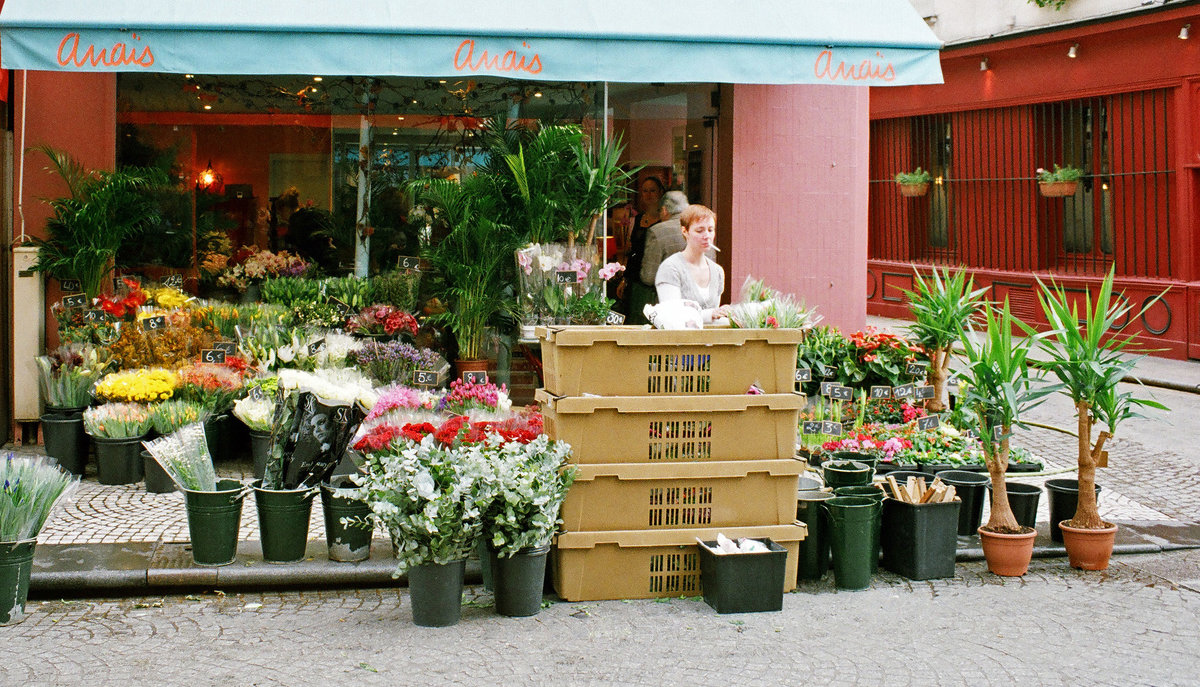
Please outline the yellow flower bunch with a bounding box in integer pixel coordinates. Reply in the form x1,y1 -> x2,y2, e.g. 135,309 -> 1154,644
95,368 -> 179,403
148,287 -> 189,309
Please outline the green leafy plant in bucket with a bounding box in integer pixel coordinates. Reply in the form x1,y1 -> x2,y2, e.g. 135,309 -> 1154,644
0,453 -> 79,541
894,167 -> 932,185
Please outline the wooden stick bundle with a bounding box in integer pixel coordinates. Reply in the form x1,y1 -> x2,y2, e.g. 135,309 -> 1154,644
886,475 -> 959,504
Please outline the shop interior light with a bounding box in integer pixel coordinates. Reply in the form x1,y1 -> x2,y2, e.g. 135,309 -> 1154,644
1180,24 -> 1190,40
534,91 -> 543,98
203,104 -> 212,110
980,57 -> 990,71
184,74 -> 194,79
935,175 -> 944,185
1068,44 -> 1078,58
197,160 -> 218,189
312,76 -> 323,82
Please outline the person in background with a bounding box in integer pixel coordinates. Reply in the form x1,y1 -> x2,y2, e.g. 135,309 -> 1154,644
620,175 -> 665,324
269,187 -> 300,252
654,204 -> 727,324
640,190 -> 714,293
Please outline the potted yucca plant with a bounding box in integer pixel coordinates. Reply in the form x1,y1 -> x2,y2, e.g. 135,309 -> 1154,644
1036,268 -> 1166,570
900,267 -> 989,413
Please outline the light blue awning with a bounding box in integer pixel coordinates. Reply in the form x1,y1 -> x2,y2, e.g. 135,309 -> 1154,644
0,0 -> 943,86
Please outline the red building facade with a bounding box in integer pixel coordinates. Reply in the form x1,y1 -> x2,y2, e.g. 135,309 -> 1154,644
869,5 -> 1200,358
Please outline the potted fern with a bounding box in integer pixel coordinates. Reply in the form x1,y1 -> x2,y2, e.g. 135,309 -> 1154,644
955,300 -> 1057,576
1035,164 -> 1083,197
901,267 -> 989,413
1035,269 -> 1166,570
894,167 -> 932,197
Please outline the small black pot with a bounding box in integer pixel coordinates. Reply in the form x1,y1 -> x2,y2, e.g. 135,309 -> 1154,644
492,544 -> 551,617
93,435 -> 146,485
937,470 -> 989,535
141,450 -> 177,493
41,413 -> 88,476
408,559 -> 466,627
1046,479 -> 1103,543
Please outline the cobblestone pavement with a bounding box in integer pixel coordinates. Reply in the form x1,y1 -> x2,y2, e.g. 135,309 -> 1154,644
5,553 -> 1199,686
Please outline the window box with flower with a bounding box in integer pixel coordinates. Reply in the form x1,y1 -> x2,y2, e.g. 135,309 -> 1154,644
1036,164 -> 1084,197
894,167 -> 932,197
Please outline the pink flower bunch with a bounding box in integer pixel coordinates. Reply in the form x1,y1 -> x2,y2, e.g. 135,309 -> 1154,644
366,386 -> 439,422
598,261 -> 624,281
439,378 -> 508,415
516,250 -> 533,275
557,258 -> 591,283
346,305 -> 419,337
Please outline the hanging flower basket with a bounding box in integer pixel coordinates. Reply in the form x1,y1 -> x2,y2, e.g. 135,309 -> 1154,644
1039,181 -> 1078,198
897,182 -> 930,198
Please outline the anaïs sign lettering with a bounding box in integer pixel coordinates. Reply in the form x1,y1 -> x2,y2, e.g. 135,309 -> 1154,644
57,32 -> 155,68
813,49 -> 894,83
454,39 -> 542,75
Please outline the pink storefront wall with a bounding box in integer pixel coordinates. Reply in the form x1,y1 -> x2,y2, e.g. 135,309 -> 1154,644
720,84 -> 869,333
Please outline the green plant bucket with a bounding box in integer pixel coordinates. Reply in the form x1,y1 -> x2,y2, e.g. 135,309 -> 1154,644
834,485 -> 886,573
698,538 -> 788,613
0,539 -> 36,626
140,450 -> 177,494
320,479 -> 372,563
831,451 -> 877,472
823,496 -> 881,591
408,559 -> 466,627
1046,479 -> 1103,543
204,413 -> 233,463
478,538 -> 495,592
492,544 -> 551,617
881,498 -> 961,580
254,481 -> 317,564
182,479 -> 246,566
822,460 -> 873,489
249,430 -> 272,481
796,491 -> 835,580
937,470 -> 989,536
93,435 -> 146,485
41,413 -> 87,476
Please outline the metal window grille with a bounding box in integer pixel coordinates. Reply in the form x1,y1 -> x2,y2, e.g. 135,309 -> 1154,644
869,89 -> 1173,278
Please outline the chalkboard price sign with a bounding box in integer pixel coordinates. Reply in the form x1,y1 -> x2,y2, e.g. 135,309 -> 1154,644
412,370 -> 438,386
915,385 -> 936,400
307,339 -> 326,356
59,279 -> 81,292
830,385 -> 853,401
83,309 -> 107,323
801,421 -> 823,435
461,371 -> 488,385
142,315 -> 167,332
164,274 -> 184,288
555,270 -> 580,285
398,256 -> 423,271
606,310 -> 626,325
869,386 -> 892,399
819,381 -> 837,397
906,362 -> 926,376
213,341 -> 237,356
822,421 -> 843,436
892,383 -> 916,399
200,349 -> 227,364
917,415 -> 940,431
61,294 -> 87,309
794,368 -> 812,383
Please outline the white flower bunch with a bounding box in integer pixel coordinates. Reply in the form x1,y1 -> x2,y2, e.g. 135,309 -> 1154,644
315,333 -> 363,369
277,368 -> 379,410
231,396 -> 274,432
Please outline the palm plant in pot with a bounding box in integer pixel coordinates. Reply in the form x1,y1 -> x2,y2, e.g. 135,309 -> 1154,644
955,300 -> 1057,576
409,175 -> 519,372
1036,269 -> 1166,570
27,146 -> 170,299
900,267 -> 989,413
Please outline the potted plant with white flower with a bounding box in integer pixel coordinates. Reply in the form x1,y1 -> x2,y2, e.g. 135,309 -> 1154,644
1036,164 -> 1084,197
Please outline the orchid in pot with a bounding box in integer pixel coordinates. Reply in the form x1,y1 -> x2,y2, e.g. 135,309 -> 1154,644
1036,268 -> 1167,569
954,300 -> 1057,576
0,453 -> 79,624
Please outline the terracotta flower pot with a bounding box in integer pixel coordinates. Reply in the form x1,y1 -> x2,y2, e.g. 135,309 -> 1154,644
978,526 -> 1036,577
1038,181 -> 1078,197
1059,521 -> 1118,571
898,182 -> 929,197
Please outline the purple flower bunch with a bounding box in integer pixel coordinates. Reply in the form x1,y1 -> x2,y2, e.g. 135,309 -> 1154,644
349,340 -> 442,386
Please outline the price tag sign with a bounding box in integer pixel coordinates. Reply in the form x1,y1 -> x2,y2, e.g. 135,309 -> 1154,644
606,310 -> 626,325
59,278 -> 81,292
412,369 -> 438,387
163,274 -> 184,289
461,370 -> 488,385
869,385 -> 892,399
61,293 -> 87,309
249,386 -> 267,401
893,383 -> 916,400
794,368 -> 812,383
398,255 -> 423,271
801,421 -> 823,435
213,341 -> 237,356
307,339 -> 326,356
822,421 -> 844,435
200,348 -> 227,364
830,385 -> 853,401
993,426 -> 1005,441
917,415 -> 940,431
555,270 -> 580,285
906,362 -> 927,376
961,428 -> 979,440
819,381 -> 837,397
329,297 -> 353,318
141,315 -> 167,332
83,309 -> 107,323
915,385 -> 936,400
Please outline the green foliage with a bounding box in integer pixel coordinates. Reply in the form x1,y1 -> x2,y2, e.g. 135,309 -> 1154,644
901,267 -> 989,352
1027,0 -> 1069,10
0,454 -> 78,541
954,300 -> 1056,463
796,327 -> 851,395
1035,164 -> 1084,183
894,167 -> 932,185
28,146 -> 171,298
1035,268 -> 1167,433
369,270 -> 421,312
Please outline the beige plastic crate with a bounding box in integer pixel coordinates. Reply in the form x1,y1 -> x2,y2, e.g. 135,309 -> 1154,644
553,524 -> 806,601
537,390 -> 804,464
536,325 -> 802,396
561,459 -> 804,532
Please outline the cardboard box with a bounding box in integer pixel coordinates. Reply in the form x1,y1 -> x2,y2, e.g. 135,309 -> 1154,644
536,325 -> 801,396
561,459 -> 804,532
553,524 -> 805,601
537,390 -> 804,464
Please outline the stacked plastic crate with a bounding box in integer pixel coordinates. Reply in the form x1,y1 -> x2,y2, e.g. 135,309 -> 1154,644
535,326 -> 808,601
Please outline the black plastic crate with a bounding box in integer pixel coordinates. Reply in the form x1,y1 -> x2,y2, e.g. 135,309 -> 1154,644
697,538 -> 787,613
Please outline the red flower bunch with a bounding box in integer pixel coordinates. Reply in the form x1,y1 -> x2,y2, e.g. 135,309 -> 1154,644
346,304 -> 419,337
354,423 -> 403,452
96,278 -> 148,320
433,415 -> 470,446
461,412 -> 545,446
228,246 -> 258,267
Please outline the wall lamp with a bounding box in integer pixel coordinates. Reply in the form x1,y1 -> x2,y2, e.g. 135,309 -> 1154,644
1067,43 -> 1078,58
980,57 -> 990,71
1180,24 -> 1191,40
